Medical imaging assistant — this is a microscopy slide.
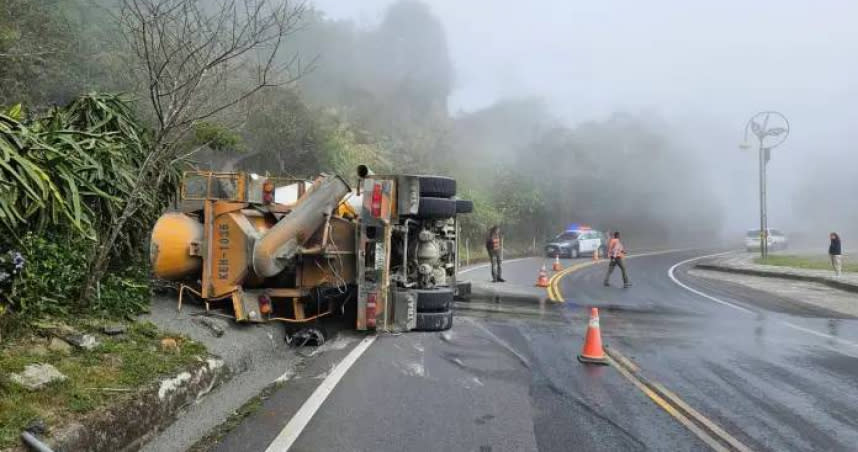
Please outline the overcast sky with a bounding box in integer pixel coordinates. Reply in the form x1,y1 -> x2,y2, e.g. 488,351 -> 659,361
314,0 -> 858,238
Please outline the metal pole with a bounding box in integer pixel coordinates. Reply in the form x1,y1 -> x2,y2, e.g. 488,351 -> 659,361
758,112 -> 771,261
20,431 -> 54,452
759,144 -> 768,260
743,111 -> 788,262
465,238 -> 470,266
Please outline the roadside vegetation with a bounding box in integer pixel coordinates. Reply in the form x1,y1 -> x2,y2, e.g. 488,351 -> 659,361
756,255 -> 856,273
0,95 -> 169,339
0,320 -> 205,448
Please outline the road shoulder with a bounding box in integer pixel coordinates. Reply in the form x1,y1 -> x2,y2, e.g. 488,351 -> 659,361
697,252 -> 858,293
687,268 -> 858,318
140,296 -> 354,452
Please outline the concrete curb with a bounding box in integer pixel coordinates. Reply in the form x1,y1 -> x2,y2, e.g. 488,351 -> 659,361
695,263 -> 858,294
38,358 -> 230,452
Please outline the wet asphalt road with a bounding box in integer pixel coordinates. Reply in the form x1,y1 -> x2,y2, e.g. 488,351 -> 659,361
563,251 -> 858,452
205,251 -> 858,452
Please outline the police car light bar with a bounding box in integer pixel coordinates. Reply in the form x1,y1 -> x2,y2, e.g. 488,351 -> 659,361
566,223 -> 592,232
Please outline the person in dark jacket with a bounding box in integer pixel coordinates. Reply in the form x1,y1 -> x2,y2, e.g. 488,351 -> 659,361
486,225 -> 505,282
829,232 -> 843,276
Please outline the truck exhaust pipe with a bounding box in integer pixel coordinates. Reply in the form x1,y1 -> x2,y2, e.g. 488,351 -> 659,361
252,174 -> 351,278
357,164 -> 373,178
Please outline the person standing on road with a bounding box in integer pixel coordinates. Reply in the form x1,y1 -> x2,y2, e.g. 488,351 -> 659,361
486,225 -> 505,283
829,232 -> 843,276
603,231 -> 631,288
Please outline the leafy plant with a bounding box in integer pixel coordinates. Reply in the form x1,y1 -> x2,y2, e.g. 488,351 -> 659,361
1,94 -> 182,258
3,232 -> 88,318
1,231 -> 151,329
0,94 -> 180,331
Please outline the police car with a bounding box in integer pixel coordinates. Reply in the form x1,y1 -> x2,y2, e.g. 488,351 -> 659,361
544,224 -> 608,259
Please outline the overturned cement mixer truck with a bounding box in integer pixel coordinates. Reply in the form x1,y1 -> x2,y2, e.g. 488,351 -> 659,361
149,165 -> 473,332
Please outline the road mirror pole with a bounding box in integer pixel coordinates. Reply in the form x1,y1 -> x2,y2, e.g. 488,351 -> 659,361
741,111 -> 789,261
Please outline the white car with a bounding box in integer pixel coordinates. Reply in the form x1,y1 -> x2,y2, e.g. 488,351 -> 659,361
545,229 -> 607,258
745,228 -> 788,251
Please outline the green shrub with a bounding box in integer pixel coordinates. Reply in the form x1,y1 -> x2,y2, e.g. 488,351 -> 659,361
95,262 -> 151,317
1,232 -> 150,322
5,232 -> 89,317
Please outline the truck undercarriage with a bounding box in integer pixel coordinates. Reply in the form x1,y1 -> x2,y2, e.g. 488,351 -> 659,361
150,166 -> 472,334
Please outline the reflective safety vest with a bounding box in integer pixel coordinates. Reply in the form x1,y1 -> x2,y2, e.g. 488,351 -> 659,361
608,238 -> 625,258
487,234 -> 500,251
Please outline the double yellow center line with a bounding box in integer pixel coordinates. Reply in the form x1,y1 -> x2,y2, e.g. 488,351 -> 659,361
544,250 -> 754,451
606,347 -> 754,452
547,260 -> 600,302
547,249 -> 689,302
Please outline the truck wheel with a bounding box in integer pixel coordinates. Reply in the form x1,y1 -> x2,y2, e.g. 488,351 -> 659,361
455,199 -> 474,214
416,197 -> 457,218
415,288 -> 454,312
417,176 -> 456,198
415,310 -> 453,331
454,281 -> 471,300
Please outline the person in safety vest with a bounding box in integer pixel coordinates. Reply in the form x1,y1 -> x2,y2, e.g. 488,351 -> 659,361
486,225 -> 505,282
603,231 -> 631,288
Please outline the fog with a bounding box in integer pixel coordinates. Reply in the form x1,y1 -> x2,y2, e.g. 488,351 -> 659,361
314,0 -> 858,248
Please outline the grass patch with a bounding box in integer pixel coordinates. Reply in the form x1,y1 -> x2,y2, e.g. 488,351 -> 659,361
755,255 -> 857,273
0,319 -> 206,448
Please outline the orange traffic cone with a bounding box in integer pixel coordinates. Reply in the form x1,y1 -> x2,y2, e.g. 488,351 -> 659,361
577,307 -> 609,365
593,247 -> 601,262
536,265 -> 550,287
552,255 -> 563,271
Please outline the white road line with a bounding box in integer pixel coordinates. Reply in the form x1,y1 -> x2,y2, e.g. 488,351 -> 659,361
667,252 -> 756,315
265,336 -> 377,452
668,252 -> 858,350
781,321 -> 858,349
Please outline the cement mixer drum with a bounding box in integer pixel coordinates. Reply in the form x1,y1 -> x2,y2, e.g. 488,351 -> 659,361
150,212 -> 203,280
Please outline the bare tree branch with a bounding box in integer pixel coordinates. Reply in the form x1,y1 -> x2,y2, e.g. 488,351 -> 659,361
80,0 -> 310,304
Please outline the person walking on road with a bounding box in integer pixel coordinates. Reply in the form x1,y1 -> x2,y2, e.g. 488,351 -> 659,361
486,225 -> 505,283
604,231 -> 631,288
829,232 -> 843,276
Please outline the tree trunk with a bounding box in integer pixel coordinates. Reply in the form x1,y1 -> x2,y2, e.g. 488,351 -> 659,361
78,182 -> 147,306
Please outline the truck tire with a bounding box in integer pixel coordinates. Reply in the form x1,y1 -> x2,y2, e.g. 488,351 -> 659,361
417,176 -> 456,198
455,199 -> 474,214
454,281 -> 471,300
415,310 -> 453,331
415,288 -> 454,312
417,197 -> 457,218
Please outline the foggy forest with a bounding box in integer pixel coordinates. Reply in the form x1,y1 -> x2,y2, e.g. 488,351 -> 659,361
2,0 -> 855,293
